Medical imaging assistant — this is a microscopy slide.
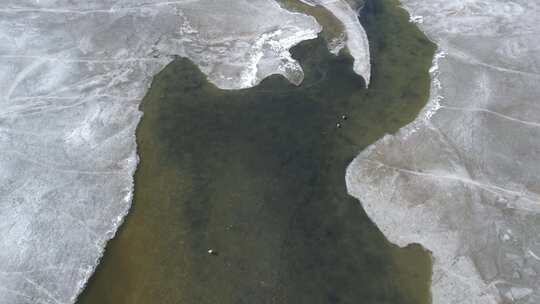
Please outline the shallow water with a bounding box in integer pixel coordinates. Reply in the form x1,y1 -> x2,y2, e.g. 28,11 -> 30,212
78,0 -> 436,303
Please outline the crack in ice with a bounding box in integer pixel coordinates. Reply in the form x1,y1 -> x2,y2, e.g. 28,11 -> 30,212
0,285 -> 33,302
440,106 -> 540,128
3,148 -> 124,175
0,1 -> 200,14
0,55 -> 166,64
365,159 -> 540,207
0,96 -> 138,118
23,277 -> 65,304
448,46 -> 540,78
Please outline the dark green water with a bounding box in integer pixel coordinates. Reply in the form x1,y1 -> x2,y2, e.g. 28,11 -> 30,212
78,0 -> 436,303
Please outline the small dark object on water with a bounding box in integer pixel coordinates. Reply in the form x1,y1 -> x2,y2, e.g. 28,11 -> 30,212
207,249 -> 218,256
336,123 -> 342,128
341,114 -> 348,120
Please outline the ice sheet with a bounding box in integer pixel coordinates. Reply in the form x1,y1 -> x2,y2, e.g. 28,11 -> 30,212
348,0 -> 540,303
0,1 -> 320,303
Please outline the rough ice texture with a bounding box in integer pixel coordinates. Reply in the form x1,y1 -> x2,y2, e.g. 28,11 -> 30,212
347,0 -> 540,303
0,1 -> 320,303
299,0 -> 371,86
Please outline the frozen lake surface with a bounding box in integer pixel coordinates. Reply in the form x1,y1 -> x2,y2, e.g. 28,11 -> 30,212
348,0 -> 540,303
0,1 -> 324,303
2,0 -> 539,303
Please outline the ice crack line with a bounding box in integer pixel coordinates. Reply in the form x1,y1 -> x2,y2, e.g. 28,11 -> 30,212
364,159 -> 539,206
0,1 -> 199,14
0,96 -> 138,118
440,106 -> 540,128
0,285 -> 33,301
0,266 -> 79,276
448,46 -> 540,78
0,55 -> 165,63
3,148 -> 124,175
9,95 -> 138,102
23,277 -> 65,304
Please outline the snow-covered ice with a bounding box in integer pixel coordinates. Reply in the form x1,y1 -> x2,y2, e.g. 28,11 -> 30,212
299,0 -> 371,86
0,1 -> 321,303
348,0 -> 540,303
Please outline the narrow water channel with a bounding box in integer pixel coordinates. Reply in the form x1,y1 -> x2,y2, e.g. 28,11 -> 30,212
78,0 -> 436,303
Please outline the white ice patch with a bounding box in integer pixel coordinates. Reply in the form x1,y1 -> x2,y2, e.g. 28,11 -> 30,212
299,0 -> 371,86
0,1 -> 322,303
348,0 -> 540,303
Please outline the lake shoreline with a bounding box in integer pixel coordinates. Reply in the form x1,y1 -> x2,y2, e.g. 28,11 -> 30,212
78,1 -> 436,303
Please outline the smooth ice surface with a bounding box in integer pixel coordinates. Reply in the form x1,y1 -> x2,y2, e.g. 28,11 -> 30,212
0,1 -> 320,303
347,0 -> 540,303
299,0 -> 371,86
